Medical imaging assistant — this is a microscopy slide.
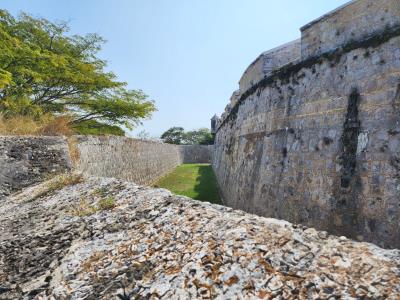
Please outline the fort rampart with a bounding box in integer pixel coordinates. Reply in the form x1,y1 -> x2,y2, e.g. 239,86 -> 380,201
212,0 -> 400,248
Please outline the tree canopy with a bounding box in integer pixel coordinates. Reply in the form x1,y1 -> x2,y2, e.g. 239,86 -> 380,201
0,10 -> 156,135
160,127 -> 186,144
161,127 -> 214,145
185,128 -> 214,145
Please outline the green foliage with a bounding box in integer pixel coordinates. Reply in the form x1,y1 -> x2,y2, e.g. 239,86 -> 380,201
154,164 -> 221,204
185,128 -> 214,145
160,126 -> 186,144
161,127 -> 214,145
0,96 -> 44,119
0,10 -> 156,134
70,196 -> 116,217
72,119 -> 125,136
70,198 -> 97,217
98,197 -> 116,210
92,187 -> 108,197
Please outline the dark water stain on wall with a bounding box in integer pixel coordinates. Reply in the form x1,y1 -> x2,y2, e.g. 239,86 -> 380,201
240,134 -> 265,213
332,88 -> 363,237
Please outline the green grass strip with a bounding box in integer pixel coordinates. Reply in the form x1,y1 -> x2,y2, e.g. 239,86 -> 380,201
154,163 -> 221,204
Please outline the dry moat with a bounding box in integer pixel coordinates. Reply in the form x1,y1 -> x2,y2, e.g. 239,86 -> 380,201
1,0 -> 400,299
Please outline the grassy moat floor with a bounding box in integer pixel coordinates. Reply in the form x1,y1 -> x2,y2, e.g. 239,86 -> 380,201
154,163 -> 221,204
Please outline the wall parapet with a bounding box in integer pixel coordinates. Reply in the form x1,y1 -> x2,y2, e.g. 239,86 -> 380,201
300,0 -> 400,59
214,0 -> 400,134
215,21 -> 400,134
238,39 -> 301,93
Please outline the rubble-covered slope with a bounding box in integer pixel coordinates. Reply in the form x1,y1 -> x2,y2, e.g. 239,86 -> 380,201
0,176 -> 399,299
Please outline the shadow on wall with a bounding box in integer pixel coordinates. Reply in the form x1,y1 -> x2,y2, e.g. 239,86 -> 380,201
180,145 -> 213,163
193,164 -> 221,205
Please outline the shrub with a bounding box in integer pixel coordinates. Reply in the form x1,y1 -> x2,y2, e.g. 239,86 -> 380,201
98,197 -> 116,210
27,173 -> 84,202
0,115 -> 42,135
67,136 -> 80,165
0,113 -> 127,137
70,196 -> 116,217
39,116 -> 74,136
70,198 -> 97,217
0,114 -> 74,136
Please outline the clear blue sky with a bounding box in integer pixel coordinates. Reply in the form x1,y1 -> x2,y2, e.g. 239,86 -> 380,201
2,0 -> 349,137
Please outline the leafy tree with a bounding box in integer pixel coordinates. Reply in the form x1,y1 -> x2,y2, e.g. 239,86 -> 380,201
185,128 -> 214,145
161,127 -> 214,145
161,127 -> 186,144
72,120 -> 125,136
0,10 -> 156,135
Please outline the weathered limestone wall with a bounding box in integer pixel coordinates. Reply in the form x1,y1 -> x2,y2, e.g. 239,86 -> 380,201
300,0 -> 400,59
179,145 -> 213,163
74,136 -> 212,185
0,136 -> 71,198
239,39 -> 301,93
213,0 -> 400,248
75,136 -> 182,185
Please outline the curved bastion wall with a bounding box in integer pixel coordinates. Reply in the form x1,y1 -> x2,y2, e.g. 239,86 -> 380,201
238,39 -> 301,95
212,0 -> 400,249
0,136 -> 212,197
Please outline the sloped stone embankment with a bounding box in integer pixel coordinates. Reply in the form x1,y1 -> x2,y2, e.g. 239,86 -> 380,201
0,176 -> 399,299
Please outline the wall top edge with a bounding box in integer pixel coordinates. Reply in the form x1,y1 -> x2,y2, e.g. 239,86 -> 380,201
259,39 -> 301,57
300,0 -> 357,32
241,39 -> 301,77
0,135 -> 67,140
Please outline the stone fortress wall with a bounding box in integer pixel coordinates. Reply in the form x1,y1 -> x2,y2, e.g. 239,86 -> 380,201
212,0 -> 400,248
0,135 -> 212,197
179,144 -> 213,164
75,136 -> 212,185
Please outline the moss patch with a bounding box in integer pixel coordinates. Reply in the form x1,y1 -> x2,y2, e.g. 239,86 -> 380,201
27,173 -> 84,202
98,197 -> 116,210
70,196 -> 117,217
